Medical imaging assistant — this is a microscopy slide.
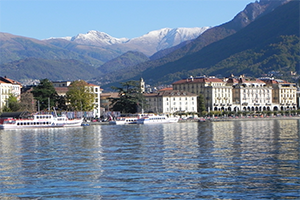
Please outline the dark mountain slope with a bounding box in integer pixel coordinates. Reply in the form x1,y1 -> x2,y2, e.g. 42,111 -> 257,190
0,33 -> 104,66
138,0 -> 299,84
0,58 -> 101,81
99,51 -> 149,74
45,38 -> 124,64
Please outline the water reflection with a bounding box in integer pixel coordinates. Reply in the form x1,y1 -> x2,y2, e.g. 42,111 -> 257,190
0,120 -> 299,199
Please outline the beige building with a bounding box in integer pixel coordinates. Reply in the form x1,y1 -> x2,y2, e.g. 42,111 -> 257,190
144,89 -> 198,114
172,76 -> 232,112
0,77 -> 22,111
260,78 -> 297,111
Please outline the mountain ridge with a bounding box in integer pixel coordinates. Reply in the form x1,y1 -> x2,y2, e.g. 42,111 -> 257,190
49,27 -> 210,56
98,0 -> 292,87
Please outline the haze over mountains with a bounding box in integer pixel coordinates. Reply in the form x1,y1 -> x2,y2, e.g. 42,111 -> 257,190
0,0 -> 298,90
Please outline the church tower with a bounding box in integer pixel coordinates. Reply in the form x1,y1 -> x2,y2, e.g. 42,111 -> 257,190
140,78 -> 145,93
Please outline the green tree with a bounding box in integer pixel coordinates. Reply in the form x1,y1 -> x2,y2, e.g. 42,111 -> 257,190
2,94 -> 21,112
197,94 -> 206,114
20,91 -> 36,112
66,80 -> 95,111
110,80 -> 146,114
32,79 -> 58,111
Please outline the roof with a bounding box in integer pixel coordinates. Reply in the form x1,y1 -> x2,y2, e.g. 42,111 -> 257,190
144,90 -> 197,97
101,92 -> 119,98
55,87 -> 69,93
172,77 -> 223,85
158,87 -> 173,91
0,76 -> 22,86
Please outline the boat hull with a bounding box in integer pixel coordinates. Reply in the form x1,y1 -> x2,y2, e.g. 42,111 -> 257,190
136,116 -> 179,124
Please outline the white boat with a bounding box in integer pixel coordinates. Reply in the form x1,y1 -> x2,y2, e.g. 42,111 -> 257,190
56,115 -> 83,127
0,114 -> 83,129
136,115 -> 179,124
109,117 -> 138,125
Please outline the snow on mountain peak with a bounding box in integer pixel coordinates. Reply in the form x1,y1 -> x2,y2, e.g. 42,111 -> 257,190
127,27 -> 210,52
70,30 -> 129,46
48,27 -> 210,55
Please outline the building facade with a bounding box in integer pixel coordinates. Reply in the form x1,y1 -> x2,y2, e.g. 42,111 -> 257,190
172,76 -> 232,112
53,81 -> 102,118
229,77 -> 273,111
260,78 -> 297,111
144,89 -> 198,114
0,77 -> 22,111
172,75 -> 298,112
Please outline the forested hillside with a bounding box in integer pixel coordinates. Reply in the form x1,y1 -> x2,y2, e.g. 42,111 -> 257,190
0,58 -> 100,81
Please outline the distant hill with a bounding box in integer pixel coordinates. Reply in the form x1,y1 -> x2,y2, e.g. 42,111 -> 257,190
0,32 -> 104,66
99,51 -> 149,74
0,58 -> 101,81
0,27 -> 209,81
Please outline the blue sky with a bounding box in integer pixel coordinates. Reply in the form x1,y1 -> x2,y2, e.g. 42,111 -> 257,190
0,0 -> 253,40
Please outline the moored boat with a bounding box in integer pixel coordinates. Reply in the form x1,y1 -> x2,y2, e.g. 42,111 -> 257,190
109,117 -> 138,125
56,115 -> 83,127
0,114 -> 83,129
136,115 -> 179,124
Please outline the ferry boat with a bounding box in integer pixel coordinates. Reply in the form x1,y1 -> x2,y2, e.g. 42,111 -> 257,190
136,115 -> 179,124
109,117 -> 138,125
0,114 -> 83,129
55,115 -> 83,127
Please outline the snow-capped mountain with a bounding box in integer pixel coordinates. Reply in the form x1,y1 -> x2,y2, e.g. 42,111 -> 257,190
54,27 -> 210,56
127,27 -> 210,53
69,30 -> 129,46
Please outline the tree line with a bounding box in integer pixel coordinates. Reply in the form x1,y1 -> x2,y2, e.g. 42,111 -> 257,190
2,79 -> 95,113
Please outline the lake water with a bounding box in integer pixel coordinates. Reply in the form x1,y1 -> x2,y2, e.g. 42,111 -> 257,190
0,119 -> 299,199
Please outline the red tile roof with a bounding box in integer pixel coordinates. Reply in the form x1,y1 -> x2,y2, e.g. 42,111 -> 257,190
172,77 -> 223,85
144,90 -> 197,97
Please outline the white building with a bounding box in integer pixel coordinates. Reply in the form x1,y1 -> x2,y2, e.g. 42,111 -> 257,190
0,77 -> 22,111
229,77 -> 273,112
53,81 -> 102,118
144,89 -> 198,114
87,83 -> 102,118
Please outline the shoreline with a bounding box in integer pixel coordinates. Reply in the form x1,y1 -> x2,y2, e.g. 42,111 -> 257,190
90,115 -> 300,125
181,115 -> 300,123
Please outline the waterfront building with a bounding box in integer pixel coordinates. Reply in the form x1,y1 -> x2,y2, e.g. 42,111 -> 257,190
53,81 -> 102,118
260,77 -> 297,111
0,76 -> 22,111
228,76 -> 273,111
172,75 -> 297,112
143,89 -> 198,114
172,76 -> 232,112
